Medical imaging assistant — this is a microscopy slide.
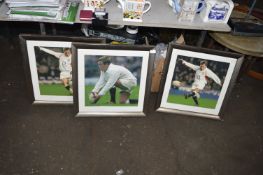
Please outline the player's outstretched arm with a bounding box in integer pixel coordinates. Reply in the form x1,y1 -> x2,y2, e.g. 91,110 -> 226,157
207,69 -> 222,86
178,59 -> 184,63
39,47 -> 61,59
181,60 -> 199,71
92,71 -> 106,94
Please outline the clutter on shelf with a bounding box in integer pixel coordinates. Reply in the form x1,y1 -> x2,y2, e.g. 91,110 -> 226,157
117,0 -> 151,22
168,0 -> 234,23
82,0 -> 110,11
200,0 -> 234,23
5,0 -> 79,23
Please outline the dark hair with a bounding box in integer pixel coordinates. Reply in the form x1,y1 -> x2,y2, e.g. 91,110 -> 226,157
200,60 -> 207,65
97,56 -> 111,65
63,48 -> 71,52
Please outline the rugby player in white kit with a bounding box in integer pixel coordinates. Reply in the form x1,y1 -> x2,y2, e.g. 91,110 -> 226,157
180,59 -> 222,106
39,47 -> 73,94
91,56 -> 137,104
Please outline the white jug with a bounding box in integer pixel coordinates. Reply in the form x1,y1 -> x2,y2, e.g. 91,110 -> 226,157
117,0 -> 152,14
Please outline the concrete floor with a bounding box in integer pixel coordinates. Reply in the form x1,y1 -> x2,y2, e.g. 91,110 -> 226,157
0,36 -> 263,175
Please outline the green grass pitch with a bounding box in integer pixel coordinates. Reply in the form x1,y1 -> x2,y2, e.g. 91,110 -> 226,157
39,84 -> 72,96
85,85 -> 139,106
167,94 -> 217,109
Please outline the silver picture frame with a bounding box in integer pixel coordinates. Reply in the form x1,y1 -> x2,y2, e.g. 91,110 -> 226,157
72,43 -> 155,117
19,34 -> 105,104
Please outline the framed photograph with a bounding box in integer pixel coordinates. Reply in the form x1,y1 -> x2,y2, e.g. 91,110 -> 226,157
19,34 -> 105,104
72,44 -> 155,117
157,44 -> 244,120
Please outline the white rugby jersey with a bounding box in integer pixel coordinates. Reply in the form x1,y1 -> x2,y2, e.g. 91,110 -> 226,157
182,60 -> 221,86
40,47 -> 72,72
93,64 -> 137,96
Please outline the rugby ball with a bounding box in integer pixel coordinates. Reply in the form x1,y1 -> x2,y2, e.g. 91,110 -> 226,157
172,80 -> 181,87
89,92 -> 96,103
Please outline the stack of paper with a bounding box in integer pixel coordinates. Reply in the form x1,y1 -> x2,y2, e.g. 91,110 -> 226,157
5,0 -> 79,23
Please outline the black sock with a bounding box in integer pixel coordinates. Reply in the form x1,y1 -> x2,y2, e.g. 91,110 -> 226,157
129,99 -> 138,104
65,85 -> 70,90
192,96 -> 199,105
109,87 -> 116,103
187,92 -> 195,98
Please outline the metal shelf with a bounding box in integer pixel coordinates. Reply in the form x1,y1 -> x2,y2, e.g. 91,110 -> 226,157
1,0 -> 231,31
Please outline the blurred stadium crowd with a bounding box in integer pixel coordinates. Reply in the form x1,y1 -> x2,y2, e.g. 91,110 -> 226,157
35,47 -> 62,84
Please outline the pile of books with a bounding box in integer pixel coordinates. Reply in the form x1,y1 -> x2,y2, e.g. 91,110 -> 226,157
5,0 -> 79,23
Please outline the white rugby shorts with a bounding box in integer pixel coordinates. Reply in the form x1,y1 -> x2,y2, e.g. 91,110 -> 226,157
119,79 -> 137,92
60,71 -> 72,80
191,81 -> 205,90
